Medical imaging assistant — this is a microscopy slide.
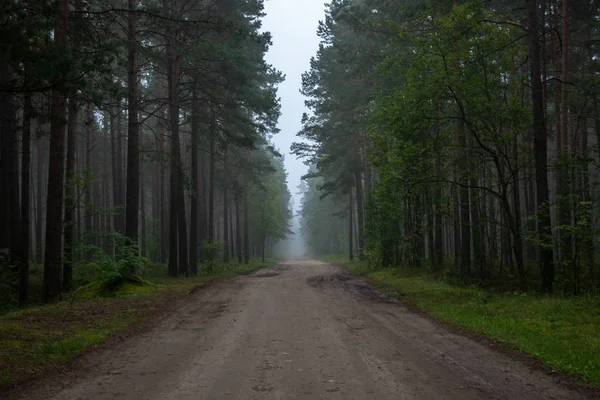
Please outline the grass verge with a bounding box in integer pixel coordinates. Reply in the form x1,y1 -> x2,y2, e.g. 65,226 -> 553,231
341,261 -> 600,387
0,259 -> 275,389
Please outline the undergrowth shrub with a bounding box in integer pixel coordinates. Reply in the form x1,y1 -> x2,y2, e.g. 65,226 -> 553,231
75,234 -> 151,298
201,241 -> 221,274
0,249 -> 17,311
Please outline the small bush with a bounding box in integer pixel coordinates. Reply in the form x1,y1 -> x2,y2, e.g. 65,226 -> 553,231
201,241 -> 221,274
0,249 -> 17,312
74,235 -> 151,298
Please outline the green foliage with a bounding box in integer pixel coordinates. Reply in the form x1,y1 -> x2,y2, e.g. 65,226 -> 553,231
0,249 -> 17,312
246,152 -> 293,254
201,241 -> 222,273
74,234 -> 151,298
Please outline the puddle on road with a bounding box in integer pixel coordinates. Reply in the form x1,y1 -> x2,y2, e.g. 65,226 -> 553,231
307,273 -> 396,303
247,265 -> 289,278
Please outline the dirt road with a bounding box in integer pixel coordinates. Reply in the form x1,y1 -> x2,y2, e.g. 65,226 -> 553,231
16,260 -> 594,399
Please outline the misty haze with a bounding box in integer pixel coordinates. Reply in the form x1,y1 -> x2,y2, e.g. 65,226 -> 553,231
1,0 -> 599,399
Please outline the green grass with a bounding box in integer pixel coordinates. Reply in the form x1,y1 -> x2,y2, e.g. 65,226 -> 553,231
345,264 -> 600,387
0,258 -> 276,390
320,254 -> 350,264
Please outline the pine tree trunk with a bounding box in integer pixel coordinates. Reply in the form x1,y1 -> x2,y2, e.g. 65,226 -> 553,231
261,233 -> 266,263
84,104 -> 93,253
0,60 -> 22,296
125,0 -> 141,253
141,180 -> 147,257
208,108 -> 216,243
223,152 -> 230,264
158,100 -> 168,264
63,96 -> 78,291
229,202 -> 234,260
168,166 -> 178,276
111,107 -> 122,236
36,138 -> 44,263
189,85 -> 199,275
235,192 -> 242,264
244,186 -> 250,265
470,177 -> 483,277
434,160 -> 444,269
198,136 -> 207,263
20,90 -> 32,305
43,0 -> 69,302
165,0 -> 188,275
102,119 -> 111,253
511,159 -> 527,290
529,0 -> 555,293
348,191 -> 353,261
63,0 -> 82,290
427,189 -> 435,267
458,119 -> 471,276
354,170 -> 365,260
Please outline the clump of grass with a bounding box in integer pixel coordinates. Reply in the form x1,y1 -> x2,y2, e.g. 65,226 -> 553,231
356,266 -> 600,387
73,276 -> 156,300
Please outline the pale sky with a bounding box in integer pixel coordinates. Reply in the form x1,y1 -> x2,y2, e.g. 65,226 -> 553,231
261,0 -> 326,211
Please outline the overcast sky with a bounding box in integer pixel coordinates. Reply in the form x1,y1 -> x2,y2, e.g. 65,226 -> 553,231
261,0 -> 326,211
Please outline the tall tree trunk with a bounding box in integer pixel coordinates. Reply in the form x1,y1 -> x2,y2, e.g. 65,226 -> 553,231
458,119 -> 471,276
348,191 -> 353,261
159,103 -> 168,264
529,0 -> 555,293
189,85 -> 199,275
0,60 -> 22,296
152,124 -> 160,261
208,107 -> 216,243
140,180 -> 147,256
43,0 -> 69,302
84,104 -> 93,252
63,0 -> 81,290
243,185 -> 250,264
20,90 -> 32,305
470,177 -> 483,277
168,167 -> 178,276
223,151 -> 230,264
198,136 -> 207,263
102,117 -> 111,253
453,178 -> 461,268
230,207 -> 235,260
36,138 -> 44,263
165,0 -> 187,275
512,165 -> 527,290
125,0 -> 141,254
354,170 -> 364,260
110,107 -> 123,236
556,0 -> 572,278
63,96 -> 78,291
427,189 -> 435,267
235,192 -> 242,264
434,161 -> 444,270
261,233 -> 266,263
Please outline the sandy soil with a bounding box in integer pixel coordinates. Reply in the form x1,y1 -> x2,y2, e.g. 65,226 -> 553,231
9,260 -> 596,399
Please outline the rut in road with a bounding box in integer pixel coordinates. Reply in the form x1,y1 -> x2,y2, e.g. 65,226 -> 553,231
12,260 -> 593,399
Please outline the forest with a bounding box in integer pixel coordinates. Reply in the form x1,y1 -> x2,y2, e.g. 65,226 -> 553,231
0,0 -> 292,308
296,0 -> 600,295
3,0 -> 600,394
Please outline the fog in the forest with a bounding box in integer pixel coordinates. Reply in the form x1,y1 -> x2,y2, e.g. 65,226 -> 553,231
262,0 -> 325,258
